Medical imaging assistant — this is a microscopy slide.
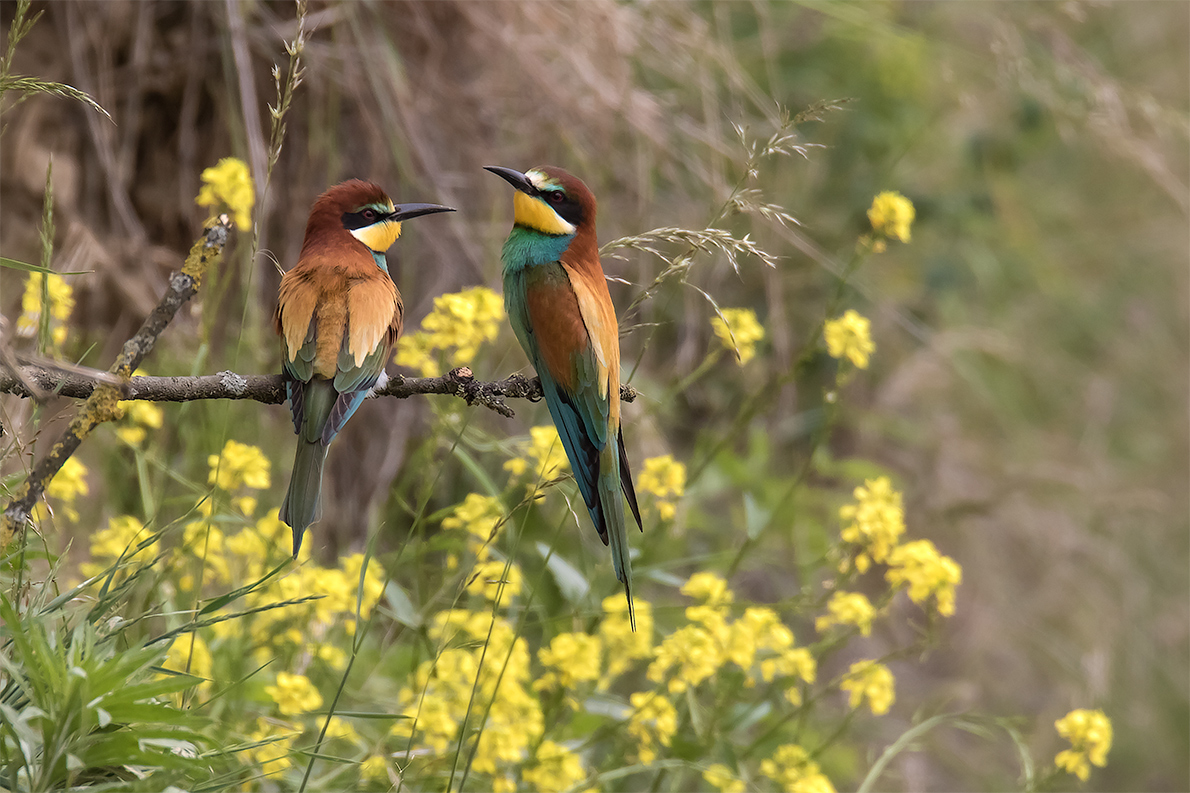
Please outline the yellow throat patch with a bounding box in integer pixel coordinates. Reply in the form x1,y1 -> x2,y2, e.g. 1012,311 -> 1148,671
513,189 -> 576,236
351,219 -> 402,252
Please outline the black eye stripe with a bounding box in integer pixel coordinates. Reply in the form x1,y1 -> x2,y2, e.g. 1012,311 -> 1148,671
342,208 -> 387,231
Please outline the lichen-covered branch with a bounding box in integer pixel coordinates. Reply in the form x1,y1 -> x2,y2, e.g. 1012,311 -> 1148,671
0,365 -> 638,420
0,216 -> 232,543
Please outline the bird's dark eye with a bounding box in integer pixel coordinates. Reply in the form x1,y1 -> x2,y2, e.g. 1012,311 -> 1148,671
549,192 -> 565,204
362,208 -> 377,221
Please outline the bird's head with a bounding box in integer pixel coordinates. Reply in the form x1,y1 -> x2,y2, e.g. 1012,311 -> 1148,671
484,165 -> 596,237
304,179 -> 454,253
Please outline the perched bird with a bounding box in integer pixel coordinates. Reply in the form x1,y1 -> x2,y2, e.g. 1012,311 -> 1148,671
485,165 -> 642,626
275,179 -> 453,555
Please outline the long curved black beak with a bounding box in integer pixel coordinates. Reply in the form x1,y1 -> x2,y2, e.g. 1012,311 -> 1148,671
484,166 -> 536,196
387,203 -> 455,222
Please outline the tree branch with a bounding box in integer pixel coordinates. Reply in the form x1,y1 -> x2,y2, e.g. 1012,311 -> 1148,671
1,216 -> 232,542
0,365 -> 639,420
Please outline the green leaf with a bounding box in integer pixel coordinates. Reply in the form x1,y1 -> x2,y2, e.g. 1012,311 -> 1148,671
383,581 -> 420,628
0,256 -> 90,275
536,542 -> 590,602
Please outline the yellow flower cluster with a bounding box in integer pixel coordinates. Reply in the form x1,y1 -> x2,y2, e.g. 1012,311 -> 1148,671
837,477 -> 962,618
704,763 -> 746,793
842,471 -> 904,571
1055,708 -> 1112,781
824,309 -> 875,369
265,671 -> 324,716
840,659 -> 895,715
465,558 -> 524,602
628,691 -> 678,765
637,454 -> 686,520
759,743 -> 836,793
81,515 -> 158,577
521,740 -> 588,793
395,286 -> 504,377
17,272 -> 74,349
172,508 -> 386,668
535,631 -> 602,692
503,425 -> 570,483
196,157 -> 254,230
116,368 -> 164,446
359,754 -> 389,782
710,307 -> 765,364
442,492 -> 505,557
393,610 -> 544,785
41,456 -> 89,522
815,591 -> 876,636
886,539 -> 962,616
242,718 -> 298,777
207,439 -> 271,492
839,477 -> 905,572
866,190 -> 915,250
648,573 -> 815,703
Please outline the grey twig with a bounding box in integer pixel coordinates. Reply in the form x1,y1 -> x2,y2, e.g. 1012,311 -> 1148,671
0,365 -> 639,421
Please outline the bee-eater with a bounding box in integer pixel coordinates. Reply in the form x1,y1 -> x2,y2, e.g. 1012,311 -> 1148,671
485,165 -> 642,626
275,179 -> 453,555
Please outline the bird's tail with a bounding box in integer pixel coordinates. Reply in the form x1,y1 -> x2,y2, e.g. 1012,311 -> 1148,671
281,378 -> 338,557
280,437 -> 329,556
599,439 -> 635,631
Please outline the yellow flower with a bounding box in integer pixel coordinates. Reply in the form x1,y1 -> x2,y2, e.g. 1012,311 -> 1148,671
207,440 -> 271,491
867,190 -> 915,245
504,425 -> 570,484
116,369 -> 165,447
43,456 -> 88,521
17,272 -> 75,349
638,454 -> 686,520
711,307 -> 765,364
1055,708 -> 1112,781
265,671 -> 323,716
628,691 -> 677,765
442,493 -> 506,558
522,740 -> 587,793
840,660 -> 895,715
681,571 -> 734,608
81,515 -> 158,576
324,715 -> 361,744
465,559 -> 523,602
839,476 -> 905,572
196,157 -> 254,230
339,552 -> 387,619
759,744 -> 836,793
536,632 -> 602,691
704,763 -> 745,793
395,286 -> 504,376
731,606 -> 812,692
360,754 -> 389,782
823,310 -> 875,369
600,595 -> 654,681
648,624 -> 722,694
885,539 -> 962,616
243,717 -> 297,777
815,591 -> 876,636
394,609 -> 542,774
